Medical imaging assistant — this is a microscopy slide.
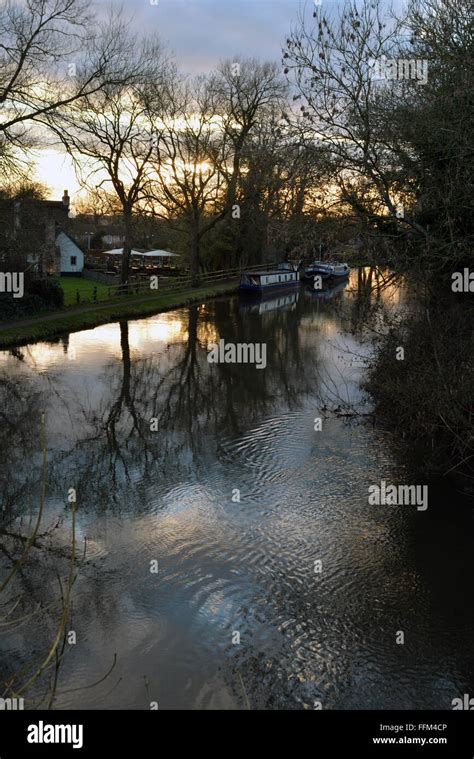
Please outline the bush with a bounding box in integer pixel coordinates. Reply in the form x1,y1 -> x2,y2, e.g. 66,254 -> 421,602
0,276 -> 64,319
364,294 -> 474,490
27,277 -> 64,308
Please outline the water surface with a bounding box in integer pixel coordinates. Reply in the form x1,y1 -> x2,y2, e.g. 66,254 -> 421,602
1,269 -> 473,710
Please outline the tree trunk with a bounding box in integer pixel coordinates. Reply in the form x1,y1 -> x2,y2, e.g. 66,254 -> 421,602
120,210 -> 133,287
190,219 -> 200,286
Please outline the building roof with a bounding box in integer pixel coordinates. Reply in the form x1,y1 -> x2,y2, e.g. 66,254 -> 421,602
103,248 -> 143,255
134,250 -> 180,258
103,248 -> 179,258
56,229 -> 85,253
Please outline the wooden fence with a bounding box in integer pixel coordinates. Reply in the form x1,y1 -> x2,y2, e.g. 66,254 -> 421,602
99,263 -> 277,302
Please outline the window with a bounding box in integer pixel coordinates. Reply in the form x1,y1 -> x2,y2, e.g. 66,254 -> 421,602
70,256 -> 77,266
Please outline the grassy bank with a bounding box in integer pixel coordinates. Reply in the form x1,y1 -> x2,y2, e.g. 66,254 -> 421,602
0,282 -> 237,348
59,276 -> 110,305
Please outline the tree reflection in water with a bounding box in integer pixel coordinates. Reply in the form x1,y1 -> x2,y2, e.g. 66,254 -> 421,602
1,269 -> 435,710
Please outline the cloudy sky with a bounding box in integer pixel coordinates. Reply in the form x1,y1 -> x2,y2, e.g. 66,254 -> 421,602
38,0 -> 324,199
36,0 -> 406,198
107,0 -> 317,73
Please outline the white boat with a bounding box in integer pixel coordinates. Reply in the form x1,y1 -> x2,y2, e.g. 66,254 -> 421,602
303,261 -> 350,281
329,262 -> 351,278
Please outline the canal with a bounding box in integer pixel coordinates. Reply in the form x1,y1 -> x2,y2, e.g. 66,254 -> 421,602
1,269 -> 473,709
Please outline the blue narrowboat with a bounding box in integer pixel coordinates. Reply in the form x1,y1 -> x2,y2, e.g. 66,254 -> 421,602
239,269 -> 300,293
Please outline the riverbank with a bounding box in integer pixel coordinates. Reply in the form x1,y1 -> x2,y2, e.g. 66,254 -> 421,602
0,281 -> 238,348
364,291 -> 474,494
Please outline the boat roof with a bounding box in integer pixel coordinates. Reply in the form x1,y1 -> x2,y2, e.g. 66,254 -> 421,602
307,260 -> 348,266
242,270 -> 297,276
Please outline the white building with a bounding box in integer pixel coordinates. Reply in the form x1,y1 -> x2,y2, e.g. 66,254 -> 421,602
56,231 -> 84,275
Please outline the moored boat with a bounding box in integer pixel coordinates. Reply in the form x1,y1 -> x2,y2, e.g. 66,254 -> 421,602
329,262 -> 350,279
239,269 -> 300,293
301,260 -> 350,282
301,261 -> 332,281
277,260 -> 300,273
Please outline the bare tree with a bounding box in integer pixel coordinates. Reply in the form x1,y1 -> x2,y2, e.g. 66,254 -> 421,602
229,109 -> 331,262
284,2 -> 431,238
50,36 -> 172,284
147,58 -> 287,277
0,0 -> 134,178
210,58 -> 287,211
146,75 -> 232,280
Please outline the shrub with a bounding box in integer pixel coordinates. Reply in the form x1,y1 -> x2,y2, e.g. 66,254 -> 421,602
0,276 -> 64,319
365,295 -> 474,490
27,277 -> 64,308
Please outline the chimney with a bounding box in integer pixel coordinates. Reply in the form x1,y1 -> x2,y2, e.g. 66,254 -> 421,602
62,189 -> 70,208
